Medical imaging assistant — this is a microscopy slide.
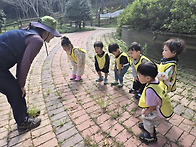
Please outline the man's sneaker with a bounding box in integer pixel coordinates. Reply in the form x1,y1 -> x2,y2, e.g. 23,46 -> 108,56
118,83 -> 123,88
17,117 -> 41,134
104,78 -> 108,85
136,93 -> 141,99
129,88 -> 137,94
111,81 -> 118,86
139,128 -> 157,144
96,76 -> 103,82
138,123 -> 147,132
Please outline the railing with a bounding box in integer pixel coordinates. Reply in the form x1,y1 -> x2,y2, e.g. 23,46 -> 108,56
1,16 -> 115,33
1,18 -> 38,33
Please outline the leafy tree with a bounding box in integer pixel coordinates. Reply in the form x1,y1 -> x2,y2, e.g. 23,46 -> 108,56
117,0 -> 196,34
163,0 -> 196,34
118,0 -> 172,30
0,10 -> 6,33
66,0 -> 92,29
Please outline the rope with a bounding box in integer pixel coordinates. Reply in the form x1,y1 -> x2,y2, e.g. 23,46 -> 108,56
104,5 -> 122,13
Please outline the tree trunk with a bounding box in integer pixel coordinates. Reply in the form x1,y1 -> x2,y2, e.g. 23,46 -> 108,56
79,22 -> 81,29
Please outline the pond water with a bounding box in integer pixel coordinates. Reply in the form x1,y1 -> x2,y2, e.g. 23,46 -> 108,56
121,26 -> 196,70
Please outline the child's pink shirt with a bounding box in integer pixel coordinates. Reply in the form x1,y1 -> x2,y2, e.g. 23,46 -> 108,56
145,78 -> 164,118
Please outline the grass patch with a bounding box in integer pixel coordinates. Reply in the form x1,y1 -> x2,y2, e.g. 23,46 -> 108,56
84,135 -> 98,147
28,106 -> 40,118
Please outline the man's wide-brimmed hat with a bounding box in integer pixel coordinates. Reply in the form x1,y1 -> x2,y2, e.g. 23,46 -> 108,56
31,16 -> 61,37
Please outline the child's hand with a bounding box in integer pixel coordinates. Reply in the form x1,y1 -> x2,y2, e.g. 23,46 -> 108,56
143,106 -> 156,117
113,67 -> 116,71
143,109 -> 151,117
134,77 -> 138,81
117,70 -> 121,76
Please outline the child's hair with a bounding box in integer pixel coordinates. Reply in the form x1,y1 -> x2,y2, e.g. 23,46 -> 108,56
94,41 -> 103,48
61,36 -> 73,47
128,42 -> 141,51
137,61 -> 158,79
164,38 -> 186,55
108,43 -> 119,53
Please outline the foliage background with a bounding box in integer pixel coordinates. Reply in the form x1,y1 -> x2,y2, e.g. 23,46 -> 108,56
66,0 -> 92,29
117,0 -> 196,34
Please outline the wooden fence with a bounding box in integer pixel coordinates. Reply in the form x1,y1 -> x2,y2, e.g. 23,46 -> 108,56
1,16 -> 115,33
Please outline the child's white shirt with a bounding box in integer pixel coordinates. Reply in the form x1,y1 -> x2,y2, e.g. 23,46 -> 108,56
157,65 -> 175,92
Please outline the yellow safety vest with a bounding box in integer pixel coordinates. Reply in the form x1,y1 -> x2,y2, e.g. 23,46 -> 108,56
95,52 -> 108,70
139,81 -> 173,118
158,61 -> 177,92
67,47 -> 86,63
131,55 -> 150,75
115,52 -> 130,69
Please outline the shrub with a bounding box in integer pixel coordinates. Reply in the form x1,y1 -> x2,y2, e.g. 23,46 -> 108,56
117,0 -> 196,34
0,9 -> 6,33
162,0 -> 196,34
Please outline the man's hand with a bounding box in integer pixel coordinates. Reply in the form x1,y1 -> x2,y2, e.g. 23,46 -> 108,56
21,87 -> 26,98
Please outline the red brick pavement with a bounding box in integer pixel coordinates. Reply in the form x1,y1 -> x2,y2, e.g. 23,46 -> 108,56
0,28 -> 195,147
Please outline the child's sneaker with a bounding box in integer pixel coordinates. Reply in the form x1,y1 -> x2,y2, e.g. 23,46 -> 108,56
104,78 -> 108,85
96,76 -> 103,82
118,83 -> 123,88
129,88 -> 137,94
70,74 -> 76,80
139,128 -> 157,144
111,81 -> 118,86
136,93 -> 141,99
75,75 -> 81,81
138,123 -> 147,132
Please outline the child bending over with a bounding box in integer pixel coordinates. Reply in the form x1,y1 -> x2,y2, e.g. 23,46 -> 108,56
61,36 -> 86,81
128,42 -> 150,99
94,41 -> 110,85
108,43 -> 130,88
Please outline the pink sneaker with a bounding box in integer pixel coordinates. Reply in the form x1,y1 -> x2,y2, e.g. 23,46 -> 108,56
75,75 -> 81,81
70,74 -> 76,80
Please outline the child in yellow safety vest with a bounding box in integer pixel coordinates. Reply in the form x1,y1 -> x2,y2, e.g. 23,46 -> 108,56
61,36 -> 86,81
94,41 -> 110,85
108,43 -> 130,88
137,61 -> 173,144
128,42 -> 150,99
157,38 -> 186,92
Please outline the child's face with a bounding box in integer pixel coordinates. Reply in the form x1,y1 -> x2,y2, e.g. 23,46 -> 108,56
112,49 -> 120,57
62,44 -> 71,53
138,73 -> 151,84
94,46 -> 103,54
128,50 -> 140,60
162,45 -> 176,59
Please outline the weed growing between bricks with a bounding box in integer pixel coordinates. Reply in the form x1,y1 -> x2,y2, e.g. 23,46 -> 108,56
26,29 -> 196,146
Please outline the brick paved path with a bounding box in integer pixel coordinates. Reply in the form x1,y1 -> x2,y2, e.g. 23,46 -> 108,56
0,28 -> 195,147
